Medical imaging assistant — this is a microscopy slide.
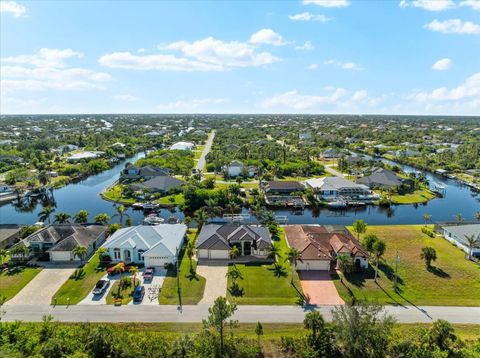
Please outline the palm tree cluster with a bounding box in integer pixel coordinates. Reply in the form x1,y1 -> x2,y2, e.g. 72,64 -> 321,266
362,233 -> 387,282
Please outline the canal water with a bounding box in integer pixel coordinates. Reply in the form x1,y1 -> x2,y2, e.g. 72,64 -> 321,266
0,153 -> 478,226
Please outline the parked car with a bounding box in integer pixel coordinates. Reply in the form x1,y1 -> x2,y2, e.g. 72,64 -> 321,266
132,286 -> 145,302
92,279 -> 110,295
143,267 -> 155,281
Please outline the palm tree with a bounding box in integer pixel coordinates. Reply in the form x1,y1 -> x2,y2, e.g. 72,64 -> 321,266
186,240 -> 196,272
94,213 -> 111,225
74,210 -> 89,224
113,205 -> 129,226
265,244 -> 279,261
304,311 -> 326,341
372,239 -> 386,282
72,245 -> 88,263
224,203 -> 240,216
454,213 -> 464,224
464,234 -> 480,260
225,265 -> 243,285
10,244 -> 29,261
422,214 -> 432,227
54,212 -> 71,224
38,206 -> 55,224
194,209 -> 207,230
336,253 -> 354,276
286,247 -> 302,284
229,246 -> 240,260
352,219 -> 367,240
0,249 -> 10,265
38,171 -> 49,186
129,266 -> 139,287
203,199 -> 222,219
420,246 -> 437,269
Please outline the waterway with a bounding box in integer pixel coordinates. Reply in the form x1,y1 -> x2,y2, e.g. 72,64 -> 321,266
0,153 -> 478,226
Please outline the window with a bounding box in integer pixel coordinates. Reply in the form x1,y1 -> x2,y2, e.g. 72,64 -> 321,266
114,248 -> 121,260
138,249 -> 145,261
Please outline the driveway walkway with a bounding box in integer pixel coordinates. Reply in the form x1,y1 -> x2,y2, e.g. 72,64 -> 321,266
324,164 -> 345,178
195,131 -> 215,172
298,271 -> 344,306
196,265 -> 227,304
6,266 -> 76,305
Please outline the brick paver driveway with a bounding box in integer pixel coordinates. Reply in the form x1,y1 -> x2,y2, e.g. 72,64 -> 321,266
196,265 -> 227,304
6,266 -> 76,305
298,271 -> 344,306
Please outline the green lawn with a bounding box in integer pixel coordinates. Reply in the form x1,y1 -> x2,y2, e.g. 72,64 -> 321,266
334,225 -> 480,306
226,228 -> 303,305
0,267 -> 42,302
52,253 -> 107,305
106,277 -> 140,305
158,229 -> 206,305
389,188 -> 437,204
193,146 -> 204,160
157,193 -> 185,206
102,184 -> 135,204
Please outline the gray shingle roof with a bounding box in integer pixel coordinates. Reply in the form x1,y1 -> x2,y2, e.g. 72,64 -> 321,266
444,224 -> 480,247
196,224 -> 271,250
130,176 -> 184,192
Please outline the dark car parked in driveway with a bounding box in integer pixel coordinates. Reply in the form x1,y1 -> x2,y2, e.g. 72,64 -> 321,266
92,279 -> 110,295
132,286 -> 145,302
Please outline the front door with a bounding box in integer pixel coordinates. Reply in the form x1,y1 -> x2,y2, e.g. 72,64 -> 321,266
243,242 -> 251,256
124,249 -> 131,262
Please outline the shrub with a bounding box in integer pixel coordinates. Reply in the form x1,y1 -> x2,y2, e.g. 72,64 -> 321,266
421,227 -> 435,238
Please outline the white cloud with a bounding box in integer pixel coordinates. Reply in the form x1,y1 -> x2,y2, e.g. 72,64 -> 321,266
1,48 -> 111,93
459,0 -> 480,11
425,19 -> 480,34
409,72 -> 480,102
308,63 -> 319,70
101,34 -> 280,72
432,58 -> 453,70
112,94 -> 137,102
303,0 -> 349,8
295,41 -> 314,51
289,12 -> 331,22
157,98 -> 229,112
399,0 -> 455,11
325,59 -> 364,70
249,29 -> 290,46
352,90 -> 368,101
262,89 -> 348,110
0,1 -> 27,17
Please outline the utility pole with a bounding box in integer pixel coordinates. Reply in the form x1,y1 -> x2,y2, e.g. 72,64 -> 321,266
394,251 -> 400,292
176,246 -> 182,312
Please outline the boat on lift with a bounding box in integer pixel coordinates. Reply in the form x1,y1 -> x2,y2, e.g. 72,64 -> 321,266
143,202 -> 159,211
143,214 -> 165,225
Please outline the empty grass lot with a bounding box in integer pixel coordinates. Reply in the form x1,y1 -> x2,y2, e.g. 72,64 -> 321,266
226,228 -> 303,305
389,189 -> 437,204
334,225 -> 480,306
0,267 -> 42,302
158,229 -> 206,305
52,253 -> 107,305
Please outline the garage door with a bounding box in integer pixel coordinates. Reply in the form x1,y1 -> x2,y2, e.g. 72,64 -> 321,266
145,256 -> 173,268
209,250 -> 229,259
50,251 -> 73,262
297,260 -> 330,271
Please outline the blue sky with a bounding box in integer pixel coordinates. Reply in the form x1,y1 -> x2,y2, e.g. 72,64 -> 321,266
1,0 -> 479,115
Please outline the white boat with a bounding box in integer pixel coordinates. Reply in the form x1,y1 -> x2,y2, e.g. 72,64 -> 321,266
143,215 -> 165,225
132,202 -> 144,209
143,202 -> 159,211
328,200 -> 347,209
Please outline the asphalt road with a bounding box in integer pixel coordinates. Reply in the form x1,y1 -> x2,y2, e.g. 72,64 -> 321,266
195,131 -> 215,172
3,304 -> 480,324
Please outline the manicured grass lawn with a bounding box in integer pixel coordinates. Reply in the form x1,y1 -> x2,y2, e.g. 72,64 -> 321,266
193,146 -> 204,160
334,225 -> 480,306
52,253 -> 107,305
0,267 -> 42,302
106,277 -> 140,305
158,229 -> 206,305
102,184 -> 135,204
226,228 -> 303,305
157,193 -> 185,206
390,188 -> 436,204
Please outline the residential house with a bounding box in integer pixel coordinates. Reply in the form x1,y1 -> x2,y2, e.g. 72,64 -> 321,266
0,224 -> 22,249
13,224 -> 107,262
322,148 -> 341,159
442,224 -> 480,257
262,181 -> 305,194
196,224 -> 272,260
102,224 -> 187,268
170,141 -> 194,151
224,160 -> 257,178
299,133 -> 312,140
67,151 -> 105,162
357,168 -> 403,189
395,149 -> 421,158
304,177 -> 372,201
130,176 -> 184,194
285,225 -> 369,271
121,165 -> 171,181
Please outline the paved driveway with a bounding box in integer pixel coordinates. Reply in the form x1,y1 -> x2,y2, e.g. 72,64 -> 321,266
131,269 -> 166,306
298,271 -> 344,306
7,266 -> 76,305
197,265 -> 227,304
